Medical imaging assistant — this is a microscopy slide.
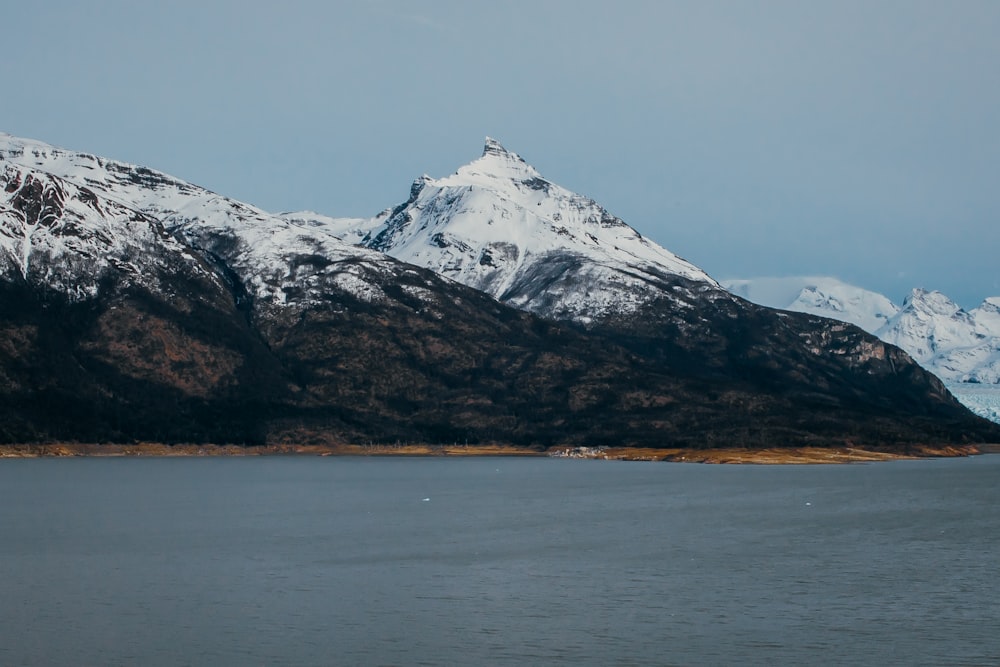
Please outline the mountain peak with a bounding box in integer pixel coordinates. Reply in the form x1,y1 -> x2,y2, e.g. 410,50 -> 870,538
902,288 -> 960,315
721,276 -> 900,333
410,174 -> 433,198
440,138 -> 541,186
482,136 -> 511,157
477,136 -> 530,170
347,137 -> 717,323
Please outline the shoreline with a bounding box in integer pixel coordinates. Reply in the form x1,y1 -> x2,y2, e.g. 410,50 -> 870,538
0,442 -> 990,463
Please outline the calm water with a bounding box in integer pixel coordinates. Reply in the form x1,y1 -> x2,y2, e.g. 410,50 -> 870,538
1,455 -> 998,666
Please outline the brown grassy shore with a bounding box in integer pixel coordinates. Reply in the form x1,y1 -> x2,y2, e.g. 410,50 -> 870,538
550,445 -> 985,463
0,442 -> 989,463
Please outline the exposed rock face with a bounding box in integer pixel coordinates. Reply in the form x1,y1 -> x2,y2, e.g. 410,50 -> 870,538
1,165 -> 210,299
2,132 -> 998,449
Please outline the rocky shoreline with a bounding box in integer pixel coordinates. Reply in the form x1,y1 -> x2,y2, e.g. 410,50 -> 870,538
0,442 -> 988,463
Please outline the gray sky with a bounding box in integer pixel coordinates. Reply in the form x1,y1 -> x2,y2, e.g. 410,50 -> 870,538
5,0 -> 998,307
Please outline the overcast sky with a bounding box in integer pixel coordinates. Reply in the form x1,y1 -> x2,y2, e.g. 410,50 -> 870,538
5,1 -> 998,307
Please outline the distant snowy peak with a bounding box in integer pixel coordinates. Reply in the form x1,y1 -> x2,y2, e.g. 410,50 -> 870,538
890,293 -> 1000,384
981,296 -> 1000,310
878,288 -> 988,369
723,276 -> 899,333
900,288 -> 965,318
876,288 -> 1000,386
324,137 -> 716,323
725,276 -> 1000,385
972,297 -> 1000,332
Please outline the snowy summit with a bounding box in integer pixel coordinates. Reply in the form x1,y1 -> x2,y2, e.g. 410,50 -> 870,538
291,138 -> 716,324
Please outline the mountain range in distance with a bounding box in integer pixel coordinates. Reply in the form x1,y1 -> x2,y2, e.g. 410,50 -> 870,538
2,132 -> 998,453
724,277 -> 1000,423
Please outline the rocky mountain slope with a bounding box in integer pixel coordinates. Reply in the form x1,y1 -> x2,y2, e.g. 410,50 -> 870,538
2,132 -> 998,449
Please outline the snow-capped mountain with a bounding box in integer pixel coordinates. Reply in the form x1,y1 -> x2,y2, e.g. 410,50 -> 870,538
880,289 -> 1000,385
723,277 -> 1000,385
0,132 -> 424,316
283,137 -> 1000,439
3,131 -> 998,449
0,163 -> 213,299
296,138 -> 717,325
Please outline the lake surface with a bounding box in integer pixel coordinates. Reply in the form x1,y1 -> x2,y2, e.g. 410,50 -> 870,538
1,455 -> 998,666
